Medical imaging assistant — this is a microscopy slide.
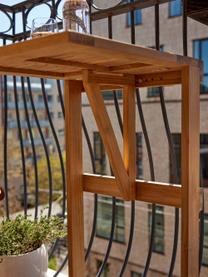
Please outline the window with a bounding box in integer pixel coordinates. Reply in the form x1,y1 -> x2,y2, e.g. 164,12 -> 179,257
131,271 -> 142,277
148,205 -> 165,254
50,112 -> 54,119
57,95 -> 60,102
38,95 -> 43,102
58,129 -> 64,136
94,132 -> 106,175
58,112 -> 63,118
102,90 -> 122,101
147,86 -> 161,97
127,0 -> 142,27
193,39 -> 208,94
171,134 -> 208,187
8,93 -> 12,102
47,95 -> 53,103
97,260 -> 109,277
147,46 -> 164,97
202,214 -> 208,266
96,197 -> 125,243
136,133 -> 143,178
169,0 -> 182,17
201,135 -> 208,187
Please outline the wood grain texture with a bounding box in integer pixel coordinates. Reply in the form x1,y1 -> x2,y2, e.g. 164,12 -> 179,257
64,80 -> 85,277
181,66 -> 200,277
85,71 -> 136,86
83,71 -> 132,200
83,174 -> 181,208
123,85 -> 136,198
0,31 -> 202,79
136,70 -> 182,87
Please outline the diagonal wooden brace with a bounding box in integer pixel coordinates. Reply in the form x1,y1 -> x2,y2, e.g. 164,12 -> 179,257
83,70 -> 136,200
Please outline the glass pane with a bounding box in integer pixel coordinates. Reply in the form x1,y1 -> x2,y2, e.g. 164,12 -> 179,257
201,40 -> 208,73
148,206 -> 165,254
194,40 -> 200,60
201,153 -> 208,187
96,197 -> 125,243
147,87 -> 160,97
94,132 -> 106,175
96,199 -> 112,238
169,0 -> 182,17
97,260 -> 109,277
136,133 -> 143,178
201,76 -> 208,94
127,0 -> 142,26
202,215 -> 208,266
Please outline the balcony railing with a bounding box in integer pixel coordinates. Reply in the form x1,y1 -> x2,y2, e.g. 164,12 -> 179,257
0,1 -> 207,277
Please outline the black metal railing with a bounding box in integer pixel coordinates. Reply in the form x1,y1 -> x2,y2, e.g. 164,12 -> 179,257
0,1 -> 207,276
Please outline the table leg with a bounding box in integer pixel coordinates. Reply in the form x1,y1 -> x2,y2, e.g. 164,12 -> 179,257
64,80 -> 85,277
181,66 -> 200,277
123,85 -> 136,197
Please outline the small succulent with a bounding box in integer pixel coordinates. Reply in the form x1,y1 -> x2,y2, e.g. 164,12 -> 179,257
0,215 -> 66,256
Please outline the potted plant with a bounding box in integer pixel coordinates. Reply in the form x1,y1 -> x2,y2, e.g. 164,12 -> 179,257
0,215 -> 66,277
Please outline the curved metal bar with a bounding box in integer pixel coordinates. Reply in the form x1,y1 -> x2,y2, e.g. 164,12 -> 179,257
50,0 -> 57,18
0,10 -> 14,34
25,2 -> 53,29
21,77 -> 39,219
82,116 -> 98,261
118,11 -> 137,274
154,4 -> 179,276
85,194 -> 98,261
159,89 -> 180,277
21,10 -> 39,219
113,91 -> 123,135
53,254 -> 69,277
90,0 -> 127,12
13,76 -> 28,216
96,16 -> 121,274
40,78 -> 66,217
119,200 -> 135,276
56,81 -> 65,117
111,81 -> 136,277
27,77 -> 53,217
96,197 -> 117,277
3,70 -> 9,218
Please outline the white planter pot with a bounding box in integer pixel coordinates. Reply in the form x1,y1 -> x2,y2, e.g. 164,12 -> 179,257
0,244 -> 48,277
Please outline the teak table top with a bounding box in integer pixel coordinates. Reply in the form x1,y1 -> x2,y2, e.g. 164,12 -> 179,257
0,31 -> 202,80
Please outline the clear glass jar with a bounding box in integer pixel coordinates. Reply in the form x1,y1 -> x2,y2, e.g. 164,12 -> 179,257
63,0 -> 90,33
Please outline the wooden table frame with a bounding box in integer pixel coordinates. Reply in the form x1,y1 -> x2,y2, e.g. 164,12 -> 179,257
0,31 -> 202,277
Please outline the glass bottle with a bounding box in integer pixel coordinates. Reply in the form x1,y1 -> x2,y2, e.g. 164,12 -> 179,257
63,0 -> 90,33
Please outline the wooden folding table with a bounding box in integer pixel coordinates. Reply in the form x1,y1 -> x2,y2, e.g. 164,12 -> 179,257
0,31 -> 202,277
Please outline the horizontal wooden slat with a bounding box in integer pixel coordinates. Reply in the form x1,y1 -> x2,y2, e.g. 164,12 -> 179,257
0,66 -> 64,80
136,70 -> 182,87
29,57 -> 110,72
83,174 -> 182,208
84,71 -> 136,86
